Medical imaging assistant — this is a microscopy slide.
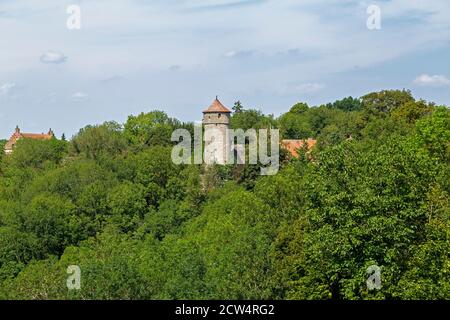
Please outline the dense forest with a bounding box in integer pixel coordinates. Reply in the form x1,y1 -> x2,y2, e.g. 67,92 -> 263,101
0,89 -> 448,300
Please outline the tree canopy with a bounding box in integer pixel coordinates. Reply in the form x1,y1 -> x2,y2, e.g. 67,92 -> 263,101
0,90 -> 448,300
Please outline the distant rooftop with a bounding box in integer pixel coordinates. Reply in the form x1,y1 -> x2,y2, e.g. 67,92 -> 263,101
281,139 -> 317,157
4,126 -> 54,154
203,97 -> 232,114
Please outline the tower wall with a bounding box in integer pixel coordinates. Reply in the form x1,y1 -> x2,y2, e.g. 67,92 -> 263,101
202,112 -> 230,125
203,114 -> 230,165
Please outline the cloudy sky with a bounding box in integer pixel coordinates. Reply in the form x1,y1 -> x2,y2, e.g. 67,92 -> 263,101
0,0 -> 449,138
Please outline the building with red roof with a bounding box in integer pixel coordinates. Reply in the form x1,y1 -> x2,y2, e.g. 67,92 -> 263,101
4,126 -> 54,154
281,138 -> 317,157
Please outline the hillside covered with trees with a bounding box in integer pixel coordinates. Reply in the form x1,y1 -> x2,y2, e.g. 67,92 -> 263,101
0,89 -> 448,300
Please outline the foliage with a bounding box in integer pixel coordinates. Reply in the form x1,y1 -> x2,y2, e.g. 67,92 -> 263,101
361,89 -> 415,116
325,96 -> 363,112
0,90 -> 448,300
70,121 -> 127,159
123,110 -> 181,147
230,103 -> 277,130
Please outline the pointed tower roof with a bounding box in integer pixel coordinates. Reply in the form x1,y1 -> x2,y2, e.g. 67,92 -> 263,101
203,97 -> 232,114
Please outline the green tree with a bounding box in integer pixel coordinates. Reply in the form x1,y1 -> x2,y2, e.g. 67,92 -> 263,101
415,106 -> 450,162
186,189 -> 275,299
230,108 -> 276,130
5,138 -> 67,169
362,89 -> 415,116
232,101 -> 244,113
289,102 -> 309,114
124,111 -> 180,147
23,193 -> 77,256
275,137 -> 448,299
326,97 -> 363,112
71,121 -> 127,159
133,146 -> 179,205
391,100 -> 433,124
107,182 -> 147,232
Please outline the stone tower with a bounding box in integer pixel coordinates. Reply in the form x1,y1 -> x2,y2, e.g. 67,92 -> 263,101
202,97 -> 232,165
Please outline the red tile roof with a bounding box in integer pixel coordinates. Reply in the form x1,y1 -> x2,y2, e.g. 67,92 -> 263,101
281,139 -> 317,157
203,98 -> 232,113
4,127 -> 54,153
20,133 -> 54,140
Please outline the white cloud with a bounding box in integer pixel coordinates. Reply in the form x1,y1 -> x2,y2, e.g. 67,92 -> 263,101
224,51 -> 237,58
40,51 -> 67,64
223,50 -> 254,59
70,92 -> 88,101
0,82 -> 16,97
414,74 -> 450,87
293,83 -> 325,94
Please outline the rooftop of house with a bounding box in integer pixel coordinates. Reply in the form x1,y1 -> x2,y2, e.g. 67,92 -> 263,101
4,126 -> 54,152
281,139 -> 317,157
203,97 -> 232,114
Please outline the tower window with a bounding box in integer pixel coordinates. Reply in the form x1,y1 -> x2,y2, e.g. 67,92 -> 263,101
218,114 -> 222,118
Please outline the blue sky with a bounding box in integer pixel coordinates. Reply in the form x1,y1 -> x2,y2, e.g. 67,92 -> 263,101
0,0 -> 449,138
